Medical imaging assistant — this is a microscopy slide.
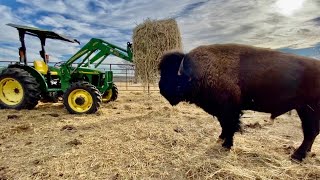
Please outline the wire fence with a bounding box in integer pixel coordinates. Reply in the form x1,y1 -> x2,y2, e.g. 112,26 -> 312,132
0,60 -> 159,92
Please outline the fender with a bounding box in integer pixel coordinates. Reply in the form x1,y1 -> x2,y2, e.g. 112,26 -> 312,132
7,64 -> 48,92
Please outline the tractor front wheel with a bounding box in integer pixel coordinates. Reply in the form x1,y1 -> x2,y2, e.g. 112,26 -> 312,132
102,83 -> 118,103
0,68 -> 41,110
63,82 -> 102,114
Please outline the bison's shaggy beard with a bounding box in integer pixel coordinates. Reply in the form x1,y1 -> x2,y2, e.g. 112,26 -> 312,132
158,51 -> 192,106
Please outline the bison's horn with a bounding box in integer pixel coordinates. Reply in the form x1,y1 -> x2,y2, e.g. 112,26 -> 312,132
177,58 -> 185,76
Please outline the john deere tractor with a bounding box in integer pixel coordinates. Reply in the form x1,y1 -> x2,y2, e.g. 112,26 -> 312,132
0,23 -> 133,114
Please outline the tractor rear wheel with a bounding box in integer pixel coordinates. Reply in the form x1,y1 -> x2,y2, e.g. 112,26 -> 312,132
0,68 -> 41,110
102,83 -> 118,103
63,81 -> 102,114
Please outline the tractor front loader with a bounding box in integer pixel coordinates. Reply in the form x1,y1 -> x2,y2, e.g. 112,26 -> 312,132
0,23 -> 133,114
61,37 -> 133,104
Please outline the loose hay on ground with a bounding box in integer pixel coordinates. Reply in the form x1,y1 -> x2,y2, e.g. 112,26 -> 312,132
132,18 -> 182,88
0,92 -> 319,179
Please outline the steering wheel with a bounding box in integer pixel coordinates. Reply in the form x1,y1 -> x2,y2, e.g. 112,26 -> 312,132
127,42 -> 132,48
54,61 -> 64,68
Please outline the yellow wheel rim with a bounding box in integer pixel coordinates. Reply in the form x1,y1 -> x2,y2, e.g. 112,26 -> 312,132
102,89 -> 112,102
67,89 -> 93,113
0,78 -> 24,106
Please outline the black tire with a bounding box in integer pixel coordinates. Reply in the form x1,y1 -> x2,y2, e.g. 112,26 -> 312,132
111,84 -> 118,101
102,83 -> 118,103
0,68 -> 41,110
63,81 -> 102,114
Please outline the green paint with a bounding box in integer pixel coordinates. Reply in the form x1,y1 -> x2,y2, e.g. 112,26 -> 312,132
4,23 -> 133,106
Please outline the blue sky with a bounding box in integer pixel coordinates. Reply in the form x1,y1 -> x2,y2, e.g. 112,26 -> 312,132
1,0 -> 320,65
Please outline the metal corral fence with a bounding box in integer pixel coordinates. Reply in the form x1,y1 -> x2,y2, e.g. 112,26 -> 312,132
0,61 -> 159,92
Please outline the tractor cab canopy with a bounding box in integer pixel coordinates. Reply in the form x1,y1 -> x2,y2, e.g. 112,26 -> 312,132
7,23 -> 80,65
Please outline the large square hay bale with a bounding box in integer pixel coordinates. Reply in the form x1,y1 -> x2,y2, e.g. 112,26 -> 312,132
132,18 -> 183,88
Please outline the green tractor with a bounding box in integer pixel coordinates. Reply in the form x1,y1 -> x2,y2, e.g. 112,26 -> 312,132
0,23 -> 133,114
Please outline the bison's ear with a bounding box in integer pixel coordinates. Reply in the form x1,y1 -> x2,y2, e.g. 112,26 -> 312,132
178,55 -> 193,80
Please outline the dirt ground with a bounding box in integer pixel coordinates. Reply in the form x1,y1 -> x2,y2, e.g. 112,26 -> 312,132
0,91 -> 320,180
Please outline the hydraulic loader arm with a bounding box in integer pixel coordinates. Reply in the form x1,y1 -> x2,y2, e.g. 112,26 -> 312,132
64,38 -> 133,69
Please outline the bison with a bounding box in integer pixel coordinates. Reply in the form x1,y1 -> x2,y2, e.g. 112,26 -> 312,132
158,44 -> 320,161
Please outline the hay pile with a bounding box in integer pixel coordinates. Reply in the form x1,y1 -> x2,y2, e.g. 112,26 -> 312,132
0,92 -> 320,179
132,18 -> 182,89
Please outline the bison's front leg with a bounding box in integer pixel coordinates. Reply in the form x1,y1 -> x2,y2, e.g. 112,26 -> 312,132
216,120 -> 226,143
217,111 -> 242,149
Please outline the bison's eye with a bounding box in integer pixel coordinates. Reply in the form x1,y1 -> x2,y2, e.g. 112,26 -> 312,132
176,75 -> 192,95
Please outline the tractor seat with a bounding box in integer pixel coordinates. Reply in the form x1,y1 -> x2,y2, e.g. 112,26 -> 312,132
33,60 -> 58,76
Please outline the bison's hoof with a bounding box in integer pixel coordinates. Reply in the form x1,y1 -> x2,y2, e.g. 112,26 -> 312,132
216,138 -> 224,144
222,142 -> 232,150
263,119 -> 274,126
290,153 -> 304,162
221,146 -> 231,152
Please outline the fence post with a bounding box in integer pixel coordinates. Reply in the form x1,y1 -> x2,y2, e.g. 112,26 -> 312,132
126,69 -> 128,90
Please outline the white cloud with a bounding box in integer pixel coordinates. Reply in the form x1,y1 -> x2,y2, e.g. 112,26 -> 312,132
1,0 -> 320,66
178,0 -> 320,50
0,5 -> 20,42
16,0 -> 68,14
0,46 -> 19,61
274,0 -> 306,16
